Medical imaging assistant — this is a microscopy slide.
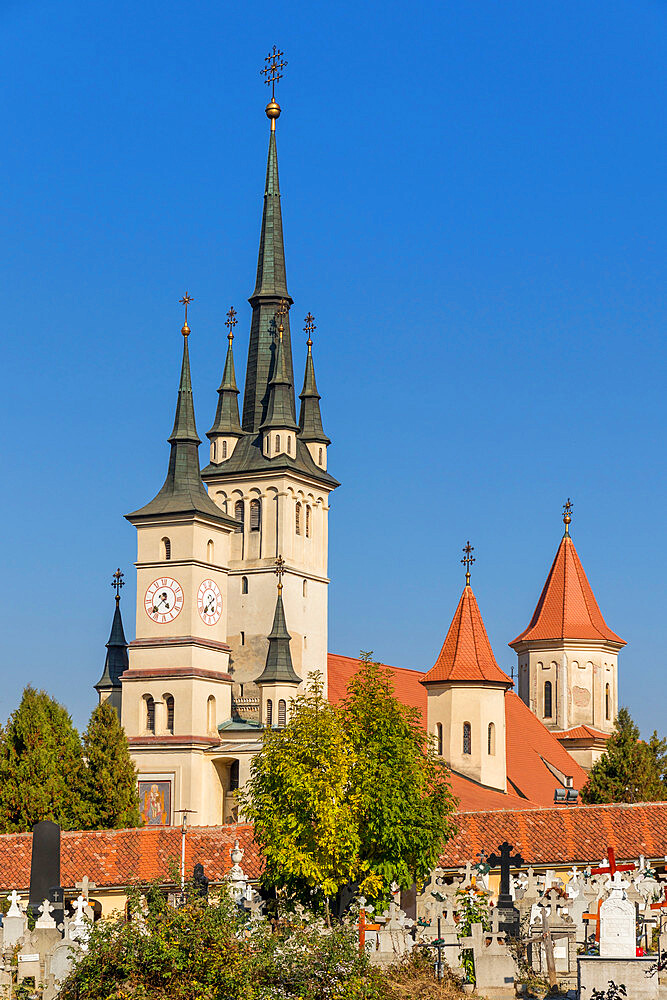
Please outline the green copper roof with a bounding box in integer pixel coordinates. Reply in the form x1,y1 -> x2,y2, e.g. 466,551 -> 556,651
260,334 -> 298,431
128,335 -> 238,525
255,589 -> 300,685
201,432 -> 339,489
298,345 -> 330,444
95,598 -> 129,692
207,336 -> 244,438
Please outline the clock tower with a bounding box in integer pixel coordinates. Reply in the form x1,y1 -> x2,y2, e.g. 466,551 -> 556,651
121,299 -> 239,826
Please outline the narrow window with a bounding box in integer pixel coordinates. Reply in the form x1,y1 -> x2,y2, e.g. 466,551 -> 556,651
463,722 -> 471,755
161,537 -> 171,561
287,436 -> 291,454
276,434 -> 281,452
265,436 -> 270,456
436,723 -> 443,756
266,699 -> 273,726
544,681 -> 553,719
241,576 -> 248,594
278,699 -> 287,727
302,579 -> 307,597
229,760 -> 239,792
240,630 -> 245,646
165,695 -> 174,735
306,505 -> 311,538
250,499 -> 261,532
234,500 -> 244,531
212,441 -> 217,462
318,447 -> 323,465
207,695 -> 216,733
487,722 -> 496,755
295,502 -> 302,535
145,696 -> 155,734
304,635 -> 307,648
206,539 -> 214,563
605,683 -> 611,720
239,684 -> 244,698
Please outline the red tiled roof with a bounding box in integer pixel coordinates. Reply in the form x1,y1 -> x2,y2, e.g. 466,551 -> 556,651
422,586 -> 512,686
555,725 -> 611,741
327,653 -> 427,722
439,801 -> 667,868
0,824 -> 260,893
449,772 -> 540,811
510,535 -> 624,647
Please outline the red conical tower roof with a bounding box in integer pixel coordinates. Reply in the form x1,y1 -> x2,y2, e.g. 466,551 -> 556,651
423,584 -> 513,685
510,512 -> 624,647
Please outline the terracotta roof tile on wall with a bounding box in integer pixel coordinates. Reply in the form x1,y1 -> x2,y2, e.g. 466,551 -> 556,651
422,586 -> 512,685
556,726 -> 610,741
439,801 -> 667,868
510,535 -> 624,646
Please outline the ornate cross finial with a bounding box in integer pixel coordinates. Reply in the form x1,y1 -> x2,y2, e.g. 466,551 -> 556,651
276,299 -> 289,340
562,498 -> 573,536
111,568 -> 125,604
225,306 -> 238,345
304,312 -> 316,349
461,541 -> 475,586
275,554 -> 286,592
261,45 -> 287,101
179,292 -> 194,336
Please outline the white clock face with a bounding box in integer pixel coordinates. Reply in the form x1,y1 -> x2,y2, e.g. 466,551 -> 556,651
145,577 -> 184,624
197,579 -> 222,626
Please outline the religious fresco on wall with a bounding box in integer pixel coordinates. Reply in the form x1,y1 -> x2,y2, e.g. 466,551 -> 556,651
139,779 -> 171,826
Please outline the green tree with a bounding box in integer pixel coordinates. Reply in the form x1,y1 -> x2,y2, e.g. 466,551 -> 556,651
340,653 -> 457,893
581,707 -> 664,804
80,701 -> 141,829
0,686 -> 85,832
239,674 -> 362,910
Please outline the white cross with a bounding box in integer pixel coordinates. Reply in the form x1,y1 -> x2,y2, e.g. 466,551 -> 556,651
75,876 -> 97,901
7,890 -> 23,916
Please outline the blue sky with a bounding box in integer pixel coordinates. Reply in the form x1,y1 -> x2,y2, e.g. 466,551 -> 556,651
1,0 -> 665,736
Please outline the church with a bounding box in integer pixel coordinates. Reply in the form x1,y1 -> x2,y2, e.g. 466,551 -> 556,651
94,69 -> 625,829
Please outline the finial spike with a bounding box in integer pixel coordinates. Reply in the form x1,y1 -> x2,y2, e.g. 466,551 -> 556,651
225,306 -> 238,346
563,498 -> 573,536
304,312 -> 316,350
261,45 -> 287,129
275,554 -> 286,593
461,541 -> 475,586
111,568 -> 125,604
179,292 -> 194,336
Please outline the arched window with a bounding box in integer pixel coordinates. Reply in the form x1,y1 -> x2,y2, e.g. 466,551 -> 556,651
318,447 -> 323,465
216,492 -> 228,513
278,699 -> 287,727
164,695 -> 174,735
222,440 -> 228,459
266,699 -> 273,726
463,722 -> 471,755
287,436 -> 291,454
207,695 -> 216,733
306,505 -> 311,538
544,681 -> 553,719
605,684 -> 611,720
487,722 -> 496,755
436,723 -> 443,756
295,502 -> 302,535
229,760 -> 239,791
206,539 -> 214,563
234,500 -> 244,531
250,499 -> 261,532
144,696 -> 155,734
161,537 -> 171,561
241,576 -> 249,595
275,434 -> 281,453
302,579 -> 308,597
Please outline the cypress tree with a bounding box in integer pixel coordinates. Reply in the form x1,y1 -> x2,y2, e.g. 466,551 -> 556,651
0,686 -> 85,833
80,702 -> 141,829
581,707 -> 664,804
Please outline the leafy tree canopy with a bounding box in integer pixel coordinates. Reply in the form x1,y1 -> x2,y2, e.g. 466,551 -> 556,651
581,707 -> 665,804
80,701 -> 141,830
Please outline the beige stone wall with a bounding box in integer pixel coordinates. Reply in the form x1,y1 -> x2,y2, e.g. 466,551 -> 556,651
426,682 -> 507,792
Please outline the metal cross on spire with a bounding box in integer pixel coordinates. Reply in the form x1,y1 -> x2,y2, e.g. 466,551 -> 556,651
275,554 -> 286,592
276,299 -> 289,340
179,292 -> 194,336
111,568 -> 125,603
562,498 -> 573,536
225,306 -> 238,345
461,541 -> 475,586
261,45 -> 287,101
304,312 -> 316,348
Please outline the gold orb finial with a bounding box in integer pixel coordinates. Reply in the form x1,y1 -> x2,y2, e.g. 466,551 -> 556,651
179,292 -> 194,337
265,98 -> 281,122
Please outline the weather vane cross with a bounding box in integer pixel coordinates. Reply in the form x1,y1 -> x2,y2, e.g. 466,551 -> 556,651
179,292 -> 194,335
276,299 -> 289,338
225,306 -> 238,344
261,45 -> 287,100
275,555 -> 286,592
304,312 -> 316,347
461,541 -> 475,585
111,568 -> 125,602
563,498 -> 573,535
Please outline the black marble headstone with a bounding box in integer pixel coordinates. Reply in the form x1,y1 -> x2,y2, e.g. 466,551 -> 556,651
28,821 -> 62,917
193,863 -> 209,899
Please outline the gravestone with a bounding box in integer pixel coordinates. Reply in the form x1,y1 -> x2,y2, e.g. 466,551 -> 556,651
487,841 -> 523,938
599,873 -> 636,958
459,919 -> 516,1000
28,821 -> 62,920
2,891 -> 26,949
193,863 -> 210,900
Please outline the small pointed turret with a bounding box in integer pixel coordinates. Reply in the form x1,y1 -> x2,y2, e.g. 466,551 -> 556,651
207,307 -> 245,463
261,304 -> 299,434
95,570 -> 129,705
298,313 -> 330,450
256,556 -> 300,690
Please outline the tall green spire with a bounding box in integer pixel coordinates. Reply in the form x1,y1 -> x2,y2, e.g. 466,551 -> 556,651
128,300 -> 236,524
256,558 -> 300,686
95,570 -> 129,694
242,100 -> 296,434
298,313 -> 330,444
207,307 -> 243,439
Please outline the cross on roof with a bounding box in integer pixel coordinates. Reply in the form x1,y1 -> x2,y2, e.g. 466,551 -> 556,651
179,292 -> 194,335
461,541 -> 475,586
590,847 -> 634,879
261,45 -> 287,100
563,498 -> 573,535
275,554 -> 285,592
225,306 -> 238,344
304,312 -> 316,347
111,568 -> 124,603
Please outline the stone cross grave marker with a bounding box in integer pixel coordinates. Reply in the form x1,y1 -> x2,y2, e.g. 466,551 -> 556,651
487,841 -> 523,938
